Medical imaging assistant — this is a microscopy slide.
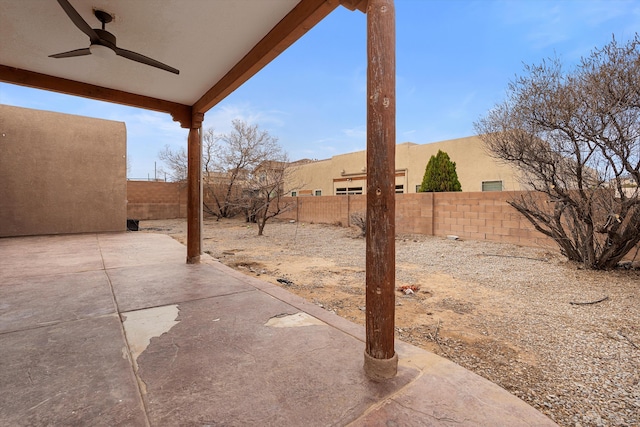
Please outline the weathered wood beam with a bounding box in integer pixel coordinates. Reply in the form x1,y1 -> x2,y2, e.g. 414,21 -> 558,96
187,112 -> 204,264
192,0 -> 340,114
364,0 -> 397,380
0,65 -> 192,128
340,0 -> 369,13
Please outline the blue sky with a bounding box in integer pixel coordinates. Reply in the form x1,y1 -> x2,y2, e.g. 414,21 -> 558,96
1,0 -> 639,179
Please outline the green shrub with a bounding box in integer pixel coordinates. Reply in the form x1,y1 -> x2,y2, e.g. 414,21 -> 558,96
419,150 -> 462,192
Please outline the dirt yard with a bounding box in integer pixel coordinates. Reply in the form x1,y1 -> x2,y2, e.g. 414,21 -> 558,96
140,217 -> 639,427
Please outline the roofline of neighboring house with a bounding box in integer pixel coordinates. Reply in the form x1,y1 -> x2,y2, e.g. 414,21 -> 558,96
290,135 -> 480,164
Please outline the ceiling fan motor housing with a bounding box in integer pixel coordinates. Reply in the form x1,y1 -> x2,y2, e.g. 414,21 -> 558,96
94,28 -> 116,47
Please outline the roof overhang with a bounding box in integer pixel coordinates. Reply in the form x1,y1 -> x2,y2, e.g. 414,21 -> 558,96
0,0 -> 367,127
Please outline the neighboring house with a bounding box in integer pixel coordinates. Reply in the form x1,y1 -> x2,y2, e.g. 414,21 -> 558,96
616,175 -> 639,198
252,159 -> 312,195
286,136 -> 524,196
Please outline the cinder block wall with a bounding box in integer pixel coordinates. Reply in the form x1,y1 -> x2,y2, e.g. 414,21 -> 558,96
396,192 -> 434,235
290,196 -> 349,225
281,195 -> 366,227
432,191 -> 552,247
126,181 -> 187,220
130,185 -> 636,258
280,191 -> 554,249
0,105 -> 126,237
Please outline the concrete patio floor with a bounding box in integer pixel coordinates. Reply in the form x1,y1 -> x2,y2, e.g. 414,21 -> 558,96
0,232 -> 556,426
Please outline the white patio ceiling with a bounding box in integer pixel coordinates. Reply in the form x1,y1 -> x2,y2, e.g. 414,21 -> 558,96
0,0 -> 366,123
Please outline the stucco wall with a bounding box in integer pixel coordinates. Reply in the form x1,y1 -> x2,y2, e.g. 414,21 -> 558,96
287,136 -> 522,196
0,105 -> 127,237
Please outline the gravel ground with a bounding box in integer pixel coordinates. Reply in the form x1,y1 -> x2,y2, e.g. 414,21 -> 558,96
142,218 -> 640,427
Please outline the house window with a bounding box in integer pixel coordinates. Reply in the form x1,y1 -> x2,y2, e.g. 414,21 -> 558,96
395,185 -> 404,194
291,191 -> 297,197
482,180 -> 503,192
314,189 -> 322,196
336,187 -> 363,195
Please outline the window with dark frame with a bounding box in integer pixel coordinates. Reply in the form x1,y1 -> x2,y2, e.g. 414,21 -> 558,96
336,186 -> 363,195
482,180 -> 503,191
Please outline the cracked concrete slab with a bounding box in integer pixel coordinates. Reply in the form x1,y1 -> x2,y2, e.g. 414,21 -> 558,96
108,262 -> 254,312
121,305 -> 180,369
135,291 -> 417,426
98,233 -> 187,269
0,234 -> 104,280
0,270 -> 116,333
265,312 -> 327,328
0,315 -> 147,426
0,232 -> 557,426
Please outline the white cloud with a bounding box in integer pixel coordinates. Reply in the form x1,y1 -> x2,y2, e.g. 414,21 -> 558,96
401,129 -> 417,139
342,125 -> 366,140
203,102 -> 287,134
495,0 -> 640,51
578,0 -> 638,27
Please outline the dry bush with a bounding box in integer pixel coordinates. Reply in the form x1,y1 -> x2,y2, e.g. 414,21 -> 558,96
350,212 -> 366,237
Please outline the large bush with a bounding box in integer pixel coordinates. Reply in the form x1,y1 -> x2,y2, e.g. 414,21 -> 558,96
419,150 -> 462,192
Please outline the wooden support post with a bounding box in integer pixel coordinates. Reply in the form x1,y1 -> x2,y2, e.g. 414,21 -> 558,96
364,0 -> 397,380
187,112 -> 204,264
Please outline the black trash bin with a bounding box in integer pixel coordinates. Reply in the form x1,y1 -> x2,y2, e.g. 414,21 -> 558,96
127,219 -> 139,231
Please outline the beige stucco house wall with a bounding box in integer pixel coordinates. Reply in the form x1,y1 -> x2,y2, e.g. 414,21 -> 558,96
287,135 -> 522,196
0,104 -> 127,237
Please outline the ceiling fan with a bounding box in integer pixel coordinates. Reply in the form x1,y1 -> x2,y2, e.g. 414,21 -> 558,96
49,0 -> 179,75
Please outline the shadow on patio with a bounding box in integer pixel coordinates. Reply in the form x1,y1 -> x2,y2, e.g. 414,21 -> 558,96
0,232 -> 556,426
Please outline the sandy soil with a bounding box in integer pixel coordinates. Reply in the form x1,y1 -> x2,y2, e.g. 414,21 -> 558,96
140,217 -> 640,427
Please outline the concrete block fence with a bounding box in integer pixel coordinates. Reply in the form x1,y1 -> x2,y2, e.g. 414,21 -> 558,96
127,181 -> 187,220
129,183 -> 640,257
126,182 -> 552,247
279,191 -> 555,249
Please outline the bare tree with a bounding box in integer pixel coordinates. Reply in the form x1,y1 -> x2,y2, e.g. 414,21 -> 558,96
158,120 -> 297,228
242,155 -> 300,236
206,120 -> 283,219
200,128 -> 237,219
158,145 -> 188,182
475,35 -> 640,270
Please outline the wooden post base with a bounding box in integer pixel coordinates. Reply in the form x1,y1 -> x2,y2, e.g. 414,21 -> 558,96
364,350 -> 398,380
186,255 -> 200,265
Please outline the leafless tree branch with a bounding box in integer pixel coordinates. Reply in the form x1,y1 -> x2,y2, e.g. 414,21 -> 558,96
475,34 -> 640,269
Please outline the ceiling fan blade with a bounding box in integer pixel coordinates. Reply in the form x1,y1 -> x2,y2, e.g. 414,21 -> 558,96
49,48 -> 92,58
56,0 -> 99,43
114,47 -> 179,75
